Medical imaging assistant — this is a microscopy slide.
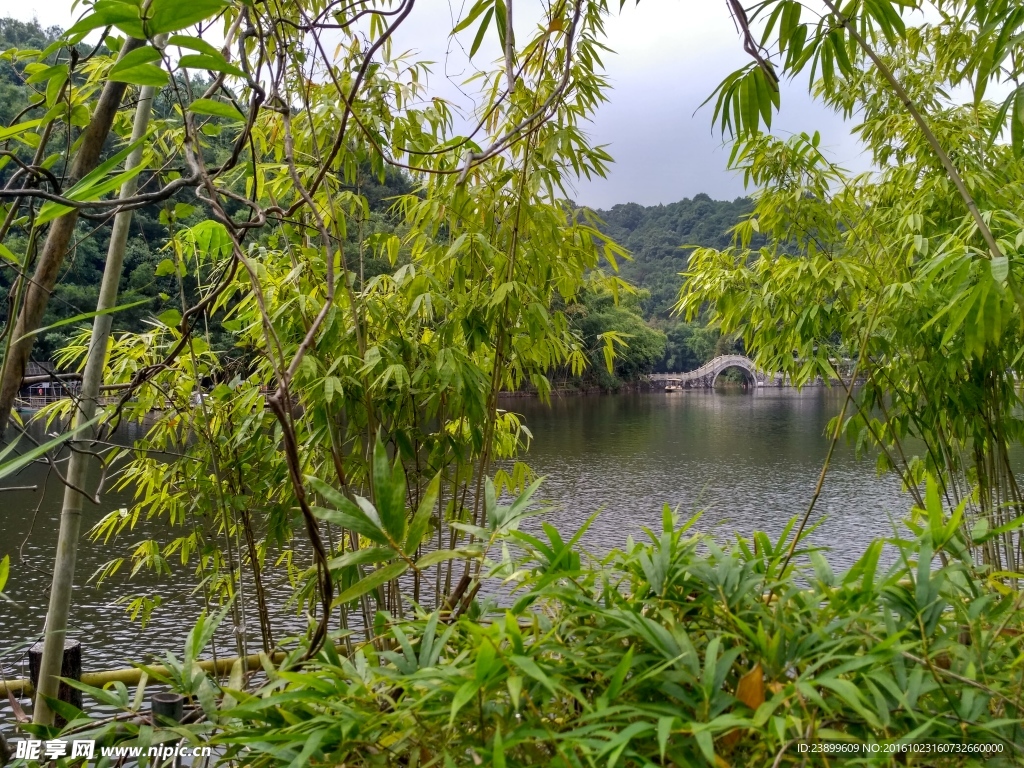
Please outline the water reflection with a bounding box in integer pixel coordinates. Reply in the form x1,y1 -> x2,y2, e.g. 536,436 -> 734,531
507,389 -> 909,561
1,389 -> 912,727
0,422 -> 309,727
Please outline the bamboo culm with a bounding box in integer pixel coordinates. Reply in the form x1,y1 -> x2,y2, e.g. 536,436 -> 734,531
32,62 -> 163,726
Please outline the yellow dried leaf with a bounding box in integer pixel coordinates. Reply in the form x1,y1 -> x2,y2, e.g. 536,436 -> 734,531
736,662 -> 765,710
720,729 -> 741,748
721,663 -> 766,750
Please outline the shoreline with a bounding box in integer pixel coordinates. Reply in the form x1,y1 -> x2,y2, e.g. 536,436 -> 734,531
499,376 -> 845,399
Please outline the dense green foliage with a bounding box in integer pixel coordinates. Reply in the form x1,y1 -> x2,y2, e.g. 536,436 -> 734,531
559,289 -> 666,390
0,18 -> 748,376
681,0 -> 1024,574
44,485 -> 1024,766
594,195 -> 757,317
4,0 -> 1024,763
0,19 -> 414,360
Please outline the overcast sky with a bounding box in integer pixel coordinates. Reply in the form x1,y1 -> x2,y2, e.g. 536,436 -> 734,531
9,0 -> 864,209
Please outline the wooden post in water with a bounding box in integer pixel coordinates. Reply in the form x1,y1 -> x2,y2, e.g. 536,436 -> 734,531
28,639 -> 82,725
151,692 -> 184,724
151,693 -> 185,768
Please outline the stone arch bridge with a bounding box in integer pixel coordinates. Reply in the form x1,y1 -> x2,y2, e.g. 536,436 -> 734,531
649,355 -> 782,389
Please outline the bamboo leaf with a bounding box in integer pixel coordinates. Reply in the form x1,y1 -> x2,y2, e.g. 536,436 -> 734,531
109,46 -> 162,76
509,655 -> 557,693
15,300 -> 150,344
307,476 -> 389,544
452,0 -> 494,33
817,677 -> 881,728
327,546 -> 396,571
36,134 -> 152,224
469,8 -> 495,58
415,547 -> 479,569
991,255 -> 1009,284
0,119 -> 42,142
491,726 -> 506,768
178,54 -> 247,79
190,98 -> 245,121
333,560 -> 408,606
606,645 -> 633,700
405,471 -> 441,554
1012,87 -> 1024,158
167,34 -> 223,57
372,436 -> 407,543
449,678 -> 481,726
0,416 -> 103,481
657,716 -> 674,761
311,504 -> 389,547
146,0 -> 230,34
67,0 -> 146,39
108,45 -> 168,87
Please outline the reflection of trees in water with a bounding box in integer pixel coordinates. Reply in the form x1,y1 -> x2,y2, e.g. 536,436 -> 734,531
512,391 -> 905,562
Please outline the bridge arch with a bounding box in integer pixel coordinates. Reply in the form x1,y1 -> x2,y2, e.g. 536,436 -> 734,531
651,355 -> 773,389
712,359 -> 758,388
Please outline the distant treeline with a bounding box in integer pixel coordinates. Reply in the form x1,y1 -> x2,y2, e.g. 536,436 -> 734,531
2,17 -> 751,388
571,196 -> 759,387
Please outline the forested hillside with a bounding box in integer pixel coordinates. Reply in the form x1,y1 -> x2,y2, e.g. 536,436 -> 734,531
584,196 -> 756,375
593,194 -> 755,317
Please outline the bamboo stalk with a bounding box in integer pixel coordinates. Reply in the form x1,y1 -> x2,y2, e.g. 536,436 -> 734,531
2,647 -> 297,698
0,38 -> 145,431
32,56 -> 164,726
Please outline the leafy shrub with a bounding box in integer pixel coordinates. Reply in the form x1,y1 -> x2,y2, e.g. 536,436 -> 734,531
37,481 -> 1024,767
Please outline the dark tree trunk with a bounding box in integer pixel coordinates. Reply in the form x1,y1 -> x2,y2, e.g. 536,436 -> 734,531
0,38 -> 144,434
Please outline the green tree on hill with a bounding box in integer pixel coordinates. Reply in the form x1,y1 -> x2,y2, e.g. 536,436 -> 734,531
567,289 -> 666,389
593,194 -> 758,317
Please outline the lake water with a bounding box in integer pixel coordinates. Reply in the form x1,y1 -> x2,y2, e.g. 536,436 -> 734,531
1,388 -> 910,725
509,389 -> 907,557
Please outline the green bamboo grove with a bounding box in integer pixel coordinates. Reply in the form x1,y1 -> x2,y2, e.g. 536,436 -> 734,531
0,0 -> 1023,765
